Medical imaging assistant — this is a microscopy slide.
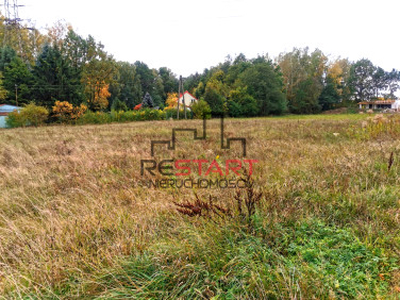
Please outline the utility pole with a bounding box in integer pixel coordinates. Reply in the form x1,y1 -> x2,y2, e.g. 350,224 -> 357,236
2,0 -> 27,59
182,77 -> 187,119
177,76 -> 181,119
15,84 -> 18,106
176,76 -> 187,119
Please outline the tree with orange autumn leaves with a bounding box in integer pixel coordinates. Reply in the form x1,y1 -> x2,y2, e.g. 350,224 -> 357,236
52,100 -> 87,122
79,39 -> 117,111
1,16 -> 400,116
84,81 -> 112,111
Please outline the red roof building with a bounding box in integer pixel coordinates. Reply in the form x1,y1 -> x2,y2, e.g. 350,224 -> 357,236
178,91 -> 198,107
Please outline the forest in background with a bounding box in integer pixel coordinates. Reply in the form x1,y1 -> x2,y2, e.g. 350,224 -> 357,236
2,16 -> 400,299
1,17 -> 400,117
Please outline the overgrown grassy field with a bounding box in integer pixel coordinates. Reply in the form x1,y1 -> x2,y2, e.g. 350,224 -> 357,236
1,114 -> 400,299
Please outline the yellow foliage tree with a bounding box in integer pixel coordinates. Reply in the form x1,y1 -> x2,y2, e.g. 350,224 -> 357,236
86,81 -> 111,111
327,58 -> 351,99
165,92 -> 178,109
46,20 -> 70,48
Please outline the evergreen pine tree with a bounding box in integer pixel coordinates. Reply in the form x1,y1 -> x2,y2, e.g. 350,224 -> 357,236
142,92 -> 154,108
3,56 -> 34,105
33,44 -> 84,107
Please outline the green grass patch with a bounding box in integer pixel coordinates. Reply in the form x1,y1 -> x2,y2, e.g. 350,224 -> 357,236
44,218 -> 397,299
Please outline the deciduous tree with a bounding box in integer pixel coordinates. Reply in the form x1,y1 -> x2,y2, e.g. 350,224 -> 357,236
165,92 -> 178,108
278,48 -> 327,113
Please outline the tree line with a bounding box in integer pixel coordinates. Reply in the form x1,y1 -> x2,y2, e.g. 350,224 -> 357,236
1,18 -> 399,117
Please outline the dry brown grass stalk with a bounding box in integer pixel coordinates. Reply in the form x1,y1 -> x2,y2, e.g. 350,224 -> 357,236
0,115 -> 399,296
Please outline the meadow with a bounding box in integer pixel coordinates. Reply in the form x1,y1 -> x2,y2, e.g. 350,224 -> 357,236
0,114 -> 399,299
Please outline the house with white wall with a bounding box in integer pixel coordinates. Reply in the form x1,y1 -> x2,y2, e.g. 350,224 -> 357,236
178,91 -> 198,107
0,104 -> 22,128
358,99 -> 400,111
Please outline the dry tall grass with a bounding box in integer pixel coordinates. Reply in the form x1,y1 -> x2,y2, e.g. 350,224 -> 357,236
0,115 -> 399,298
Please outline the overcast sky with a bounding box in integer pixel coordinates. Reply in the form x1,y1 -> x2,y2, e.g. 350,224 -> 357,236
18,0 -> 400,76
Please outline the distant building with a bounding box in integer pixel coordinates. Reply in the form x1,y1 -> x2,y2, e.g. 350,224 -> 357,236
0,104 -> 22,128
178,91 -> 198,107
358,99 -> 400,111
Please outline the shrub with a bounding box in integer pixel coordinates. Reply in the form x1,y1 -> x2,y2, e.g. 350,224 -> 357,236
164,107 -> 192,119
111,99 -> 128,112
77,111 -> 111,125
191,99 -> 211,119
120,111 -> 136,122
6,103 -> 49,128
21,103 -> 49,127
52,101 -> 87,123
76,109 -> 166,125
6,110 -> 26,128
110,110 -> 125,122
139,108 -> 166,121
145,108 -> 164,120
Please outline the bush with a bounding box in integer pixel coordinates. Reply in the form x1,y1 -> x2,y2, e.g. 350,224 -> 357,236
164,107 -> 193,120
143,108 -> 166,120
77,111 -> 111,125
6,103 -> 49,128
135,108 -> 166,121
110,110 -> 125,122
6,110 -> 26,128
111,99 -> 128,112
191,100 -> 211,119
52,101 -> 87,123
119,111 -> 136,122
77,109 -> 166,125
